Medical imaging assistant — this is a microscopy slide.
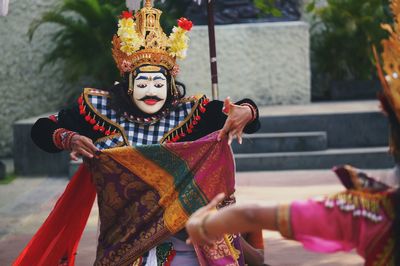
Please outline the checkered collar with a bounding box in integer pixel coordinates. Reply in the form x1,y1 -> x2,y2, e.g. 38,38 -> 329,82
83,88 -> 199,148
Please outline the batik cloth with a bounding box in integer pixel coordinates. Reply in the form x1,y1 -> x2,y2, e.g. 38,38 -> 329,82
90,132 -> 244,266
13,132 -> 244,266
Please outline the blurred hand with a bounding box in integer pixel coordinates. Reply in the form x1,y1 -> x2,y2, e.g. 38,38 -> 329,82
186,193 -> 225,246
217,97 -> 253,145
69,135 -> 99,161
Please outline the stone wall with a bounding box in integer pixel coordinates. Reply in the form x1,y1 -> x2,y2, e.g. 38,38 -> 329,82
0,2 -> 311,158
178,21 -> 311,105
0,0 -> 66,157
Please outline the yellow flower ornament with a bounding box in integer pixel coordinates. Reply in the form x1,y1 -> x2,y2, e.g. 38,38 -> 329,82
112,7 -> 193,76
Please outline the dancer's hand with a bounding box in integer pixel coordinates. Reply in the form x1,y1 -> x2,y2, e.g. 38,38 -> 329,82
70,135 -> 99,161
218,97 -> 253,145
186,193 -> 225,246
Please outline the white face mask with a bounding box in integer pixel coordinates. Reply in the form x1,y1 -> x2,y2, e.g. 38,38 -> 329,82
132,72 -> 168,114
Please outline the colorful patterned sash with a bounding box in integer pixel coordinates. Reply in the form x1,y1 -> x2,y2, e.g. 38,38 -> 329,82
90,132 -> 244,265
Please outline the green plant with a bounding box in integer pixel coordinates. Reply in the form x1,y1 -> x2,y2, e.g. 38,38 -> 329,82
253,0 -> 282,17
29,0 -> 279,99
0,173 -> 16,185
306,0 -> 391,82
29,0 -> 125,92
29,0 -> 189,95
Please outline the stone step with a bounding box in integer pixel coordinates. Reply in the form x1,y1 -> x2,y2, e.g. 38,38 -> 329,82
15,101 -> 391,176
231,132 -> 327,153
13,115 -> 70,177
0,161 -> 5,180
234,147 -> 394,171
70,147 -> 393,175
0,158 -> 14,175
257,101 -> 389,148
69,160 -> 83,178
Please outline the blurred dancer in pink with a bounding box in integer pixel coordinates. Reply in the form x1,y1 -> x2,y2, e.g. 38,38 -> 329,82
186,1 -> 400,265
186,166 -> 398,266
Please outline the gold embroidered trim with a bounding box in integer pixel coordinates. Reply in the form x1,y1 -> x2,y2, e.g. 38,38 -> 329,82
324,190 -> 395,222
82,88 -> 129,145
85,88 -> 110,97
160,94 -> 208,143
132,257 -> 143,266
180,93 -> 204,103
277,203 -> 292,239
225,234 -> 241,261
139,65 -> 162,72
164,200 -> 189,234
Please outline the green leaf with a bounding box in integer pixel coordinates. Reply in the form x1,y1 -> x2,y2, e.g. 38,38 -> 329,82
271,8 -> 282,17
28,0 -> 123,88
0,173 -> 16,185
306,1 -> 316,13
307,0 -> 391,81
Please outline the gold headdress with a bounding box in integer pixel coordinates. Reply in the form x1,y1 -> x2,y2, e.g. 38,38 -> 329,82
375,0 -> 400,120
375,0 -> 400,155
112,0 -> 193,76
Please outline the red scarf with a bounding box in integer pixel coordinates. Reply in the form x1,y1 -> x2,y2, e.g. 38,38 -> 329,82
13,164 -> 96,266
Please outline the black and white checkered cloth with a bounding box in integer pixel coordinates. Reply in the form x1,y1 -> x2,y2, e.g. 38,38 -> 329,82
88,94 -> 194,149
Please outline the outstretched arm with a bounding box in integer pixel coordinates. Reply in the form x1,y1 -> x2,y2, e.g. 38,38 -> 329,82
186,191 -> 393,259
185,193 -> 278,246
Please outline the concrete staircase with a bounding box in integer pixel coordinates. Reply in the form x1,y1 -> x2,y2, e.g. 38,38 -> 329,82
232,100 -> 394,171
13,101 -> 395,176
13,114 -> 70,177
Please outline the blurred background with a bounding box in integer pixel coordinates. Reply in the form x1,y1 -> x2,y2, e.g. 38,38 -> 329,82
0,0 -> 393,160
0,0 -> 395,265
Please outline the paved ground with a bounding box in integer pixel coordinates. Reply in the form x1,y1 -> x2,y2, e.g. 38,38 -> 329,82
0,168 -> 397,265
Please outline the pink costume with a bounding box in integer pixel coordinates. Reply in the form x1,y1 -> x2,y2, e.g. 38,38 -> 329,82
277,165 -> 397,266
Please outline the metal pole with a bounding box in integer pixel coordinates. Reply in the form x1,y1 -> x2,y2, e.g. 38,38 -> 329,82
207,0 -> 219,100
0,0 -> 9,16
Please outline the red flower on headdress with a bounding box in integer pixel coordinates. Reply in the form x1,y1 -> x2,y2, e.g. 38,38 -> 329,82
121,11 -> 133,19
171,64 -> 180,76
121,60 -> 133,73
178,17 -> 193,31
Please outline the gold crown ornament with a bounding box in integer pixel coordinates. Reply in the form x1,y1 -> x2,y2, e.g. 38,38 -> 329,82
112,0 -> 193,76
375,0 -> 400,121
374,0 -> 400,155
